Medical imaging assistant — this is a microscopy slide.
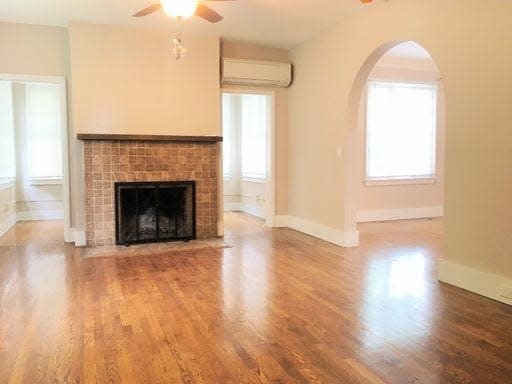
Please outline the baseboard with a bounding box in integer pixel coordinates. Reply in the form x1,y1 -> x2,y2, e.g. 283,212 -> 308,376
224,202 -> 242,212
0,211 -> 82,246
224,202 -> 265,219
62,228 -> 86,247
357,205 -> 444,223
439,260 -> 512,306
73,229 -> 87,247
275,215 -> 359,247
17,209 -> 64,221
239,204 -> 265,219
0,213 -> 17,238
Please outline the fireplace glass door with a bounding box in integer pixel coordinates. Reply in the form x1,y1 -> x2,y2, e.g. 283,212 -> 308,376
115,181 -> 195,245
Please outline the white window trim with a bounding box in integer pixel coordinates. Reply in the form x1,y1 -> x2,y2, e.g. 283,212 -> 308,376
27,177 -> 63,186
365,80 -> 438,183
365,176 -> 437,187
242,175 -> 266,184
24,82 -> 63,182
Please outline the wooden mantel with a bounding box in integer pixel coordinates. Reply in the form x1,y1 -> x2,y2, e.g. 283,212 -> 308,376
77,133 -> 223,143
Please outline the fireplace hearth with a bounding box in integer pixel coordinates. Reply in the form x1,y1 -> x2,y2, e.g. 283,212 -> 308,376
115,181 -> 196,245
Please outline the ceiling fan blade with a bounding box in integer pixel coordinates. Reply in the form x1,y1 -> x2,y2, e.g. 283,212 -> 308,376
132,3 -> 162,17
195,3 -> 224,23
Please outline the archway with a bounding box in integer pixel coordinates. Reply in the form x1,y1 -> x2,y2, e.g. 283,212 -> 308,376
342,41 -> 446,244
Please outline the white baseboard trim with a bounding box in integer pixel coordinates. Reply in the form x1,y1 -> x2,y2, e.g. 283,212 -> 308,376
274,215 -> 359,247
17,209 -> 64,221
224,202 -> 242,212
439,260 -> 512,306
0,210 -> 81,247
240,204 -> 265,219
0,213 -> 17,238
224,202 -> 265,219
73,229 -> 87,247
357,205 -> 444,223
61,228 -> 86,247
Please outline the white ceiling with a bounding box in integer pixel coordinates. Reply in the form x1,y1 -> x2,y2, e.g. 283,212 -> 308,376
0,0 -> 375,49
385,41 -> 433,61
375,41 -> 438,72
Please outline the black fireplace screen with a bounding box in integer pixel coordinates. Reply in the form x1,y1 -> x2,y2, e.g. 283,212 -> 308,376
115,181 -> 196,245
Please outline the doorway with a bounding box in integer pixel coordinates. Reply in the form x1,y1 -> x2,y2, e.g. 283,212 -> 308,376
0,74 -> 70,242
221,90 -> 275,227
355,42 -> 445,226
343,41 -> 446,245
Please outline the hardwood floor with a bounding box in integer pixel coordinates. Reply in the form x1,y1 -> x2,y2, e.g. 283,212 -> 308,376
1,214 -> 511,383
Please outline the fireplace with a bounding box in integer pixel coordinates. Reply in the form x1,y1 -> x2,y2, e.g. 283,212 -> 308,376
115,181 -> 196,245
81,138 -> 219,247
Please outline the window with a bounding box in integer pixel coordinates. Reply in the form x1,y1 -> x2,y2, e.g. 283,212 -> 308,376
222,94 -> 233,178
0,81 -> 15,180
25,83 -> 63,181
366,81 -> 437,181
241,95 -> 267,180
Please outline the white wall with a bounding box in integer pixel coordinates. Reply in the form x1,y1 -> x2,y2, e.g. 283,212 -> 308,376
69,23 -> 221,137
356,56 -> 445,222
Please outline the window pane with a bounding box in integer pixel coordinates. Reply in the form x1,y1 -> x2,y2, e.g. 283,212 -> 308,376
25,83 -> 62,179
0,81 -> 15,179
222,94 -> 232,177
241,95 -> 267,179
366,81 -> 437,180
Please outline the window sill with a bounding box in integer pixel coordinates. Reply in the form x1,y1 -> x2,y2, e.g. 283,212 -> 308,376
27,178 -> 63,186
242,177 -> 266,184
365,177 -> 436,187
0,178 -> 15,191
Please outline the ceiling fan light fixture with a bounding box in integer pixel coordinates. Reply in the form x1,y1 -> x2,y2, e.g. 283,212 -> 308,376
161,0 -> 198,19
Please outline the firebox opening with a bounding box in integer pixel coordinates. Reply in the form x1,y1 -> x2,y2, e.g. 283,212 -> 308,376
115,181 -> 195,245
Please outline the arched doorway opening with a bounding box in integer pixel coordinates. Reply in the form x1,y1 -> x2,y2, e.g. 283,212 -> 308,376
343,41 -> 446,244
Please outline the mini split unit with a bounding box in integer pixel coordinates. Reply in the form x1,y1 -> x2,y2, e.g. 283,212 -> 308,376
221,58 -> 292,88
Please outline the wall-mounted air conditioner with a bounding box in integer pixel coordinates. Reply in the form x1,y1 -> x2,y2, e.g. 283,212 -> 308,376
221,58 -> 292,88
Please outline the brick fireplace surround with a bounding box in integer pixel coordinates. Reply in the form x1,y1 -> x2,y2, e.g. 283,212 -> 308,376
82,137 -> 220,247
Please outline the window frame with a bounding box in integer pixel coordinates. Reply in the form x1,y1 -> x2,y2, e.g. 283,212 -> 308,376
240,94 -> 268,181
24,82 -> 64,183
0,80 -> 16,180
364,80 -> 438,185
222,94 -> 233,180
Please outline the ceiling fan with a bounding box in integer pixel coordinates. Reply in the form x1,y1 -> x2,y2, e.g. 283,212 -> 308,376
132,0 -> 234,23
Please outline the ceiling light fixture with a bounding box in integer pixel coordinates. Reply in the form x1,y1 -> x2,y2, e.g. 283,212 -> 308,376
160,0 -> 198,19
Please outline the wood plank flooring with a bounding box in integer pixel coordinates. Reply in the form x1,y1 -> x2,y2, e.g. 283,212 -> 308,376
1,214 -> 512,383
